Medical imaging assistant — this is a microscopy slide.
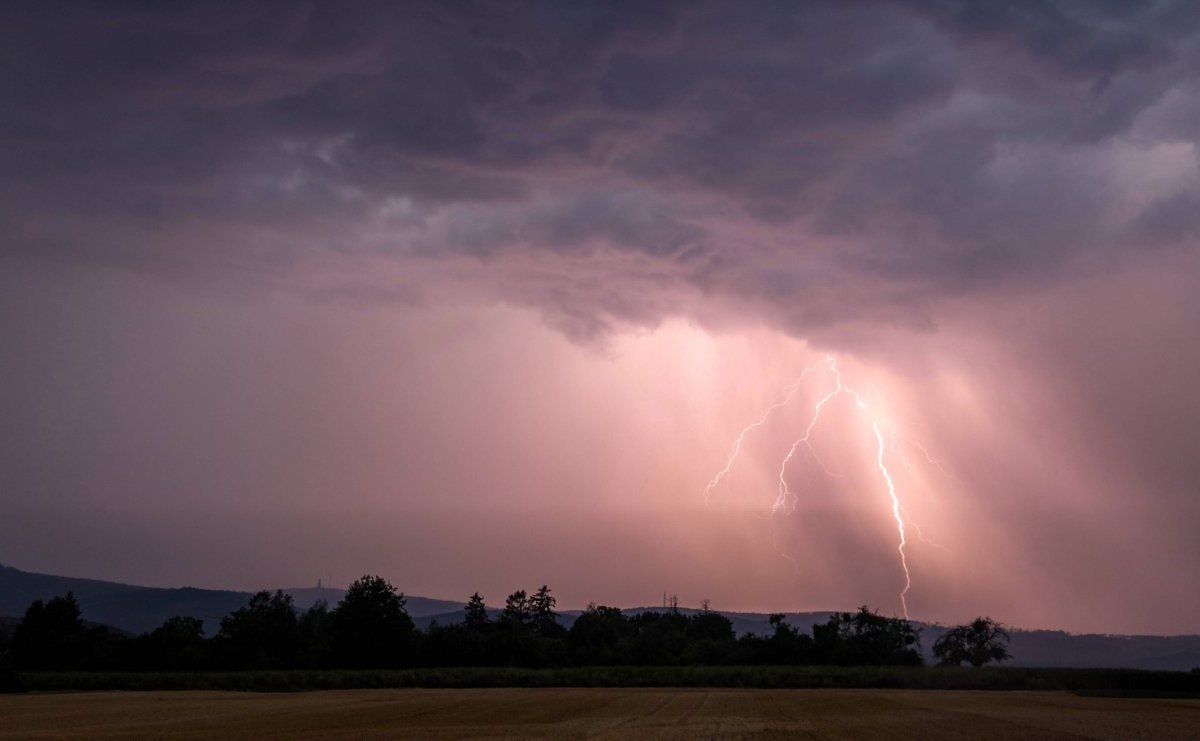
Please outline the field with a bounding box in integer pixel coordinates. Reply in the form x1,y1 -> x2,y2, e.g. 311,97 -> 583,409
3,688 -> 1199,740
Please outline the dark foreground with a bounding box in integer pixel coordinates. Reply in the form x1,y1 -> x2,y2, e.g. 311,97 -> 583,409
14,665 -> 1200,694
3,689 -> 1199,740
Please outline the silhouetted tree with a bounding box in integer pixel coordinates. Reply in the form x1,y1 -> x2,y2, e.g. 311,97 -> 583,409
143,616 -> 208,671
812,607 -> 922,666
501,590 -> 531,626
627,611 -> 691,665
489,587 -> 567,666
11,592 -> 87,670
217,590 -> 299,669
529,585 -> 562,636
760,613 -> 814,665
568,604 -> 632,665
332,575 -> 414,668
684,610 -> 736,664
464,593 -> 490,630
933,617 -> 1011,667
688,611 -> 733,643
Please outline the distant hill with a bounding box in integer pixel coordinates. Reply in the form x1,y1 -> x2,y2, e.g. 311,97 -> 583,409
0,564 -> 260,635
0,563 -> 145,611
0,564 -> 460,636
1001,630 -> 1200,671
3,564 -> 1199,670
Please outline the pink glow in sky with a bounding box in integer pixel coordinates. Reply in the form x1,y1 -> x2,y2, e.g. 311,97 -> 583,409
2,2 -> 1200,634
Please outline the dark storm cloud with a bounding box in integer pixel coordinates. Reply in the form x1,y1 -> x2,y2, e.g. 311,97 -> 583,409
438,189 -> 706,257
2,0 -> 1199,336
903,0 -> 1196,77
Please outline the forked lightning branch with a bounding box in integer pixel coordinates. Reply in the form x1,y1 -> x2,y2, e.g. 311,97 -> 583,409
704,355 -> 951,619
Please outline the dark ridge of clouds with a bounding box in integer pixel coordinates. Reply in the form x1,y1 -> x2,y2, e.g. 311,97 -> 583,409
2,1 -> 1199,340
904,0 -> 1179,78
438,189 -> 707,258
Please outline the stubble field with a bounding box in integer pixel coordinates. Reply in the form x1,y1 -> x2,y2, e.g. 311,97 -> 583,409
3,688 -> 1199,740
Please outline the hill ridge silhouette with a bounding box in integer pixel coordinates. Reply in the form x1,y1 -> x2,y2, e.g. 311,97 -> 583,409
2,563 -> 1198,670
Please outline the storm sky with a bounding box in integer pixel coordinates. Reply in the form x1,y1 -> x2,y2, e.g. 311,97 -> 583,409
3,1 -> 1199,634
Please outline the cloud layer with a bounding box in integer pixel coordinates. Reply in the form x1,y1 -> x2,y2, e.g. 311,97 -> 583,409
4,0 -> 1198,339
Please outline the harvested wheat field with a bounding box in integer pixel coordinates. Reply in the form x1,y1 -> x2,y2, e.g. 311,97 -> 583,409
2,689 -> 1198,740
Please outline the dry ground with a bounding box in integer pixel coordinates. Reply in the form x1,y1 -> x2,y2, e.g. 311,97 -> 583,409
2,688 -> 1198,740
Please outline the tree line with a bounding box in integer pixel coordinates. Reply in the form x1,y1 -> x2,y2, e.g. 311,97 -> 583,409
0,575 -> 1009,674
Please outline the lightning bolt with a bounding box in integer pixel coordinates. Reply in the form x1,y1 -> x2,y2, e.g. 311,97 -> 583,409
705,354 -> 941,619
872,420 -> 911,618
773,355 -> 855,515
702,363 -> 820,505
889,425 -> 957,482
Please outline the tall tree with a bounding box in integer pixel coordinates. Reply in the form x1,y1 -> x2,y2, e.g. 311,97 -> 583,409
464,593 -> 490,630
11,592 -> 86,670
501,590 -> 531,626
332,575 -> 414,668
11,592 -> 87,666
528,585 -> 561,635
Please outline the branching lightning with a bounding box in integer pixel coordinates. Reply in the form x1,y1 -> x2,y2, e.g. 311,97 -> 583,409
889,425 -> 957,483
704,354 -> 947,619
773,355 -> 859,516
702,363 -> 820,506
